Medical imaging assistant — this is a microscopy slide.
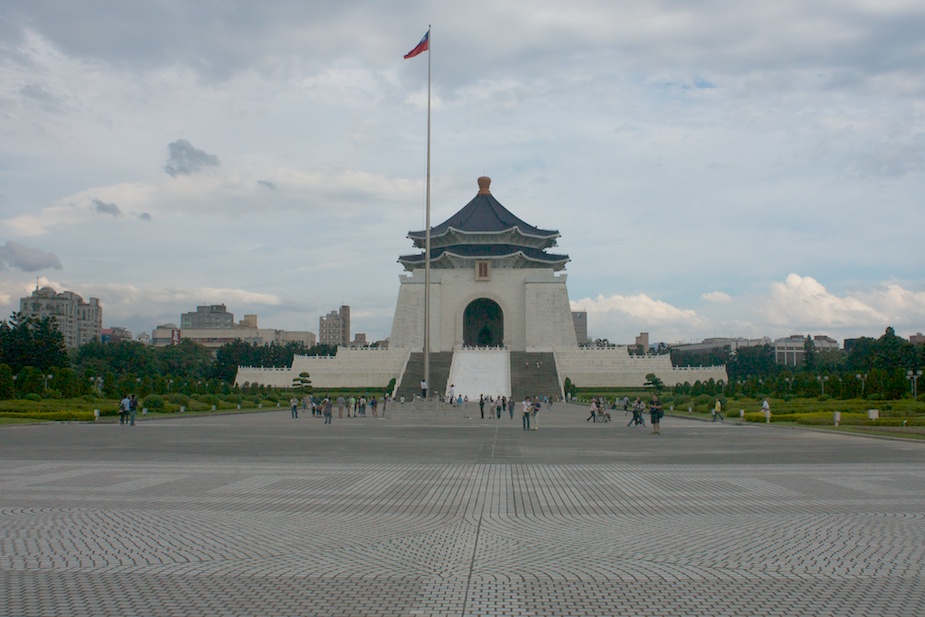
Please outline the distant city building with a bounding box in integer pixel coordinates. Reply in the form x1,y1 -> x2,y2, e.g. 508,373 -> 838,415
101,327 -> 133,343
319,305 -> 350,347
181,304 -> 235,329
151,324 -> 315,350
774,334 -> 839,366
352,333 -> 368,347
572,311 -> 590,345
671,337 -> 772,354
911,332 -> 925,345
635,332 -> 649,350
19,285 -> 102,349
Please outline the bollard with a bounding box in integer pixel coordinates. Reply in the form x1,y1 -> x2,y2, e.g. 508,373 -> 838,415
212,405 -> 216,411
834,411 -> 840,426
688,407 -> 692,414
94,409 -> 100,421
180,405 -> 186,413
258,403 -> 262,409
740,409 -> 744,418
142,408 -> 147,416
237,404 -> 241,410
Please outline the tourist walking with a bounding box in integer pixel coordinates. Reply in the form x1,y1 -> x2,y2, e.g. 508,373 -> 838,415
628,397 -> 645,427
713,399 -> 724,422
323,397 -> 333,424
587,399 -> 598,422
337,395 -> 346,418
129,394 -> 138,426
290,396 -> 299,418
531,398 -> 540,430
370,396 -> 378,417
522,396 -> 533,431
479,395 -> 486,419
508,398 -> 515,419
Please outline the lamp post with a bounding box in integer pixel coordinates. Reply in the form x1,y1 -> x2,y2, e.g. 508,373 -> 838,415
816,375 -> 828,396
856,373 -> 867,398
44,374 -> 54,391
784,377 -> 793,392
907,369 -> 922,401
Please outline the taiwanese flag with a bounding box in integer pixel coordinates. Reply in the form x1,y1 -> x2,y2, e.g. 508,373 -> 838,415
404,31 -> 429,59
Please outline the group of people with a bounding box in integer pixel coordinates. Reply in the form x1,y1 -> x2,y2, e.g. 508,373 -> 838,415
118,394 -> 139,426
289,394 -> 389,423
585,395 -> 663,433
522,396 -> 544,430
478,394 -> 516,419
586,398 -> 613,423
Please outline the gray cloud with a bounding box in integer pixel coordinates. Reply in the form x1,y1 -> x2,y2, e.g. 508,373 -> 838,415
138,212 -> 152,221
20,83 -> 63,112
257,179 -> 277,191
0,240 -> 62,272
91,197 -> 121,216
164,139 -> 221,177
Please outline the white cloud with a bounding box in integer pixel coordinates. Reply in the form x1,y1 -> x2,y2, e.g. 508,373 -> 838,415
702,291 -> 732,303
760,273 -> 889,329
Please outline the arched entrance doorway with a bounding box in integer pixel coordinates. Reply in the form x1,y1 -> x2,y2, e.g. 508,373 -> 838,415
463,298 -> 504,347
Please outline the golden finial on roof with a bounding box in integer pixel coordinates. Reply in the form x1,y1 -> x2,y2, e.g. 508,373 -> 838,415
477,176 -> 491,195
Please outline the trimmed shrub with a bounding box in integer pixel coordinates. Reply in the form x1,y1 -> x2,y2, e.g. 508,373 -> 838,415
143,394 -> 165,410
168,393 -> 190,406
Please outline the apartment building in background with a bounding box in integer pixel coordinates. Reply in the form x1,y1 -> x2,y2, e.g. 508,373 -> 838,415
19,285 -> 102,349
319,305 -> 350,347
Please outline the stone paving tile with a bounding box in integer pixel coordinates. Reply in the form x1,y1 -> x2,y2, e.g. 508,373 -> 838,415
1,410 -> 923,616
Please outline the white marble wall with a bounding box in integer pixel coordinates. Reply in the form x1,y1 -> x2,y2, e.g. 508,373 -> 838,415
389,267 -> 578,352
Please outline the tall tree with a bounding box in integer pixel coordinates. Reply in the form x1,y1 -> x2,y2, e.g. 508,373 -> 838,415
0,313 -> 69,374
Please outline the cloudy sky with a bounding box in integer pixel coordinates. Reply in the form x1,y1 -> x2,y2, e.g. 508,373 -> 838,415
2,1 -> 924,346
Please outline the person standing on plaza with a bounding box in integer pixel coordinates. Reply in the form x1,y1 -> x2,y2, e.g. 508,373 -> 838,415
370,396 -> 378,417
496,397 -> 503,419
650,397 -> 663,434
336,395 -> 346,418
508,397 -> 515,419
522,396 -> 533,431
447,384 -> 455,405
119,394 -> 131,425
323,396 -> 333,424
622,395 -> 630,416
129,394 -> 138,426
421,379 -> 427,399
290,396 -> 299,418
713,398 -> 725,422
479,395 -> 486,419
531,397 -> 540,430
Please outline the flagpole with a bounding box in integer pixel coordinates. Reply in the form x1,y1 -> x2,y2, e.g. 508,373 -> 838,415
423,25 -> 432,401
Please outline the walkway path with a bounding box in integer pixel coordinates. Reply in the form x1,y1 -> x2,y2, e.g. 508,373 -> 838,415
1,404 -> 922,616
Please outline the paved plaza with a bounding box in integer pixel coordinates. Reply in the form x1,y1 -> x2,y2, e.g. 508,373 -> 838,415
1,403 -> 923,616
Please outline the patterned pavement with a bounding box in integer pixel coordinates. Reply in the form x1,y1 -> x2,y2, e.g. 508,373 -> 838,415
1,405 -> 923,616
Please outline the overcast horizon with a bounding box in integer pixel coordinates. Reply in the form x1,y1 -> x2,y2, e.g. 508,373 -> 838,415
2,1 -> 924,347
